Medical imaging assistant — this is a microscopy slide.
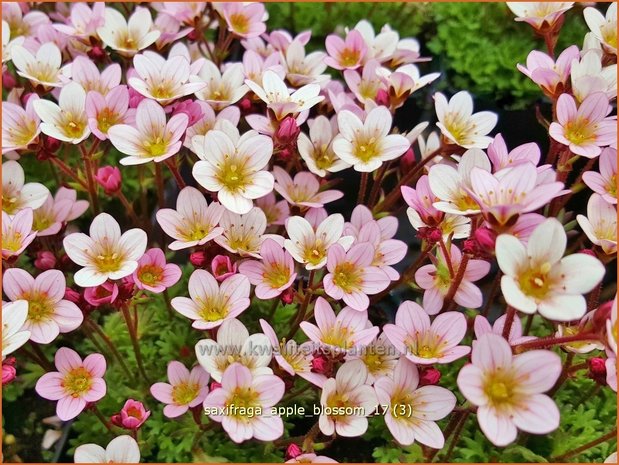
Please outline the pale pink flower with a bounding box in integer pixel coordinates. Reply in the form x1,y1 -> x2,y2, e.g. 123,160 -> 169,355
577,193 -> 617,255
353,20 -> 399,63
54,187 -> 88,221
298,115 -> 350,177
63,213 -> 147,287
203,363 -> 284,443
156,186 -> 225,250
473,315 -> 536,346
154,3 -> 206,25
282,38 -> 328,87
272,166 -> 343,208
2,160 -> 49,215
324,243 -> 390,311
97,7 -> 160,57
2,300 -> 30,360
324,30 -> 367,70
584,3 -> 617,54
415,244 -> 490,315
245,70 -> 323,120
192,129 -> 274,214
375,358 -> 455,448
549,92 -> 616,158
2,3 -> 49,39
255,192 -> 289,226
583,147 -> 617,204
428,148 -> 491,215
195,318 -> 272,382
215,207 -> 278,258
74,435 -> 140,463
457,333 -> 562,447
184,102 -> 240,151
35,347 -> 106,421
332,106 -> 410,172
150,361 -> 209,418
2,96 -> 40,154
2,208 -> 36,259
343,59 -> 386,105
133,248 -> 182,293
129,51 -> 205,104
238,239 -> 296,300
284,214 -> 353,270
345,332 -> 399,383
506,2 -> 574,30
434,91 -> 498,149
496,218 -> 605,321
259,319 -> 327,388
382,64 -> 441,108
153,12 -> 192,49
486,133 -> 541,172
11,42 -> 64,88
344,205 -> 397,241
286,454 -> 337,464
64,57 -> 121,95
86,85 -> 134,141
517,46 -> 579,98
220,2 -> 266,39
300,297 -> 379,354
193,61 -> 248,110
52,2 -> 105,38
171,270 -> 250,330
467,162 -> 566,227
383,301 -> 470,365
33,82 -> 91,144
319,360 -> 377,437
32,193 -> 73,236
108,98 -> 188,165
569,49 -> 617,103
211,255 -> 237,282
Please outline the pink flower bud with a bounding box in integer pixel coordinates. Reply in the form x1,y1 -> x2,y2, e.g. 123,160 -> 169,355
169,100 -> 204,127
474,227 -> 496,251
128,87 -> 145,108
419,367 -> 441,386
588,357 -> 607,384
34,251 -> 57,271
210,381 -> 222,391
285,444 -> 303,461
88,45 -> 107,61
310,354 -> 333,376
275,116 -> 300,146
84,282 -> 119,307
400,147 -> 415,171
578,248 -> 597,257
280,287 -> 295,305
375,88 -> 390,107
64,287 -> 82,304
190,251 -> 208,268
238,97 -> 253,113
2,358 -> 16,386
211,255 -> 237,281
187,29 -> 199,41
94,166 -> 122,195
44,136 -> 62,153
111,399 -> 151,430
2,70 -> 16,90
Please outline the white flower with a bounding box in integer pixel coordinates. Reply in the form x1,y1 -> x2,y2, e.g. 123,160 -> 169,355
297,115 -> 350,177
2,300 -> 31,360
74,435 -> 140,463
2,160 -> 49,216
496,218 -> 605,321
215,207 -> 278,258
577,193 -> 617,255
193,61 -> 248,110
332,106 -> 410,172
584,3 -> 617,54
97,7 -> 160,57
11,42 -> 64,88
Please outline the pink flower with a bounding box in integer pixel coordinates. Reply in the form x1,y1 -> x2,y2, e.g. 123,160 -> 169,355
215,207 -> 276,258
415,244 -> 490,315
517,46 -> 579,98
150,361 -> 209,418
496,218 -> 605,321
300,297 -> 379,354
239,239 -> 297,300
286,453 -> 338,463
11,42 -> 64,88
549,92 -> 616,158
63,213 -> 147,287
65,56 -> 121,95
319,360 -> 377,437
171,269 -> 250,329
3,268 -> 83,344
345,332 -> 399,383
2,160 -> 49,215
584,3 -> 617,54
211,255 -> 237,282
2,96 -> 40,154
96,7 -> 160,57
2,208 -> 36,259
94,166 -> 122,195
583,147 -> 617,204
128,52 -> 205,104
324,30 -> 367,70
281,37 -> 328,87
83,282 -> 119,307
577,193 -> 617,255
111,399 -> 150,430
473,315 -> 536,346
220,2 -> 266,39
156,186 -> 225,250
259,319 -> 327,388
332,106 -> 410,172
86,85 -> 134,141
272,166 -> 343,209
203,362 -> 285,443
375,358 -> 455,448
324,243 -> 390,311
168,99 -> 204,127
297,115 -> 350,177
506,2 -> 574,30
108,98 -> 188,165
35,347 -> 106,421
194,61 -> 248,110
133,248 -> 182,293
457,333 -> 562,446
54,187 -> 88,222
2,358 -> 17,385
384,301 -> 470,365
32,192 -> 73,237
74,435 -> 140,463
52,2 -> 105,38
184,102 -> 240,150
486,133 -> 541,172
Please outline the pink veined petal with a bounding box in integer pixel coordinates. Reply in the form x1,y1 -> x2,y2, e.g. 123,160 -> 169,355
168,360 -> 191,386
511,394 -> 560,434
512,350 -> 562,394
555,93 -> 578,126
82,353 -> 106,378
410,419 -> 445,449
82,377 -> 106,402
314,297 -> 337,330
2,268 -> 35,301
476,405 -> 518,447
252,415 -> 284,441
395,301 -> 430,333
343,290 -> 370,311
35,372 -> 66,401
56,395 -> 87,421
55,347 -> 83,374
150,382 -> 174,404
221,363 -> 252,391
431,312 -> 467,348
454,280 -> 483,309
471,333 -> 512,371
456,364 -> 487,406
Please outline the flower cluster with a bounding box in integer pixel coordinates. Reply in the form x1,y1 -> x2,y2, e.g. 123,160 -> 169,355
1,2 -> 616,463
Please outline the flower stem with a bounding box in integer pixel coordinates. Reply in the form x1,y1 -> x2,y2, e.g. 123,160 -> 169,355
80,142 -> 100,215
481,272 -> 502,317
440,254 -> 470,312
91,405 -> 114,434
48,157 -> 87,189
120,305 -> 151,384
358,172 -> 369,205
86,319 -> 133,379
442,410 -> 470,462
115,190 -> 140,225
502,306 -> 517,339
547,352 -> 574,396
512,332 -> 602,353
551,428 -> 617,462
164,157 -> 187,189
154,163 -> 166,210
286,270 -> 315,341
367,162 -> 389,208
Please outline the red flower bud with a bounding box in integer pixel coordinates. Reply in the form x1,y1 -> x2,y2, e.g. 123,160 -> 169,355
280,287 -> 295,305
238,97 -> 253,113
211,255 -> 237,281
474,227 -> 497,251
2,357 -> 17,386
84,282 -> 119,307
285,444 -> 303,461
588,357 -> 607,384
210,381 -> 222,391
94,166 -> 122,195
190,250 -> 208,268
34,251 -> 57,271
2,70 -> 17,91
275,116 -> 300,147
44,136 -> 62,153
375,88 -> 390,107
578,248 -> 597,257
419,367 -> 441,386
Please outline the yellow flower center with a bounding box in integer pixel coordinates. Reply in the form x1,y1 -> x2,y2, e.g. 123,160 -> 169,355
5,118 -> 38,148
2,196 -> 19,215
93,246 -> 124,273
302,240 -> 327,266
607,175 -> 617,198
172,381 -> 200,405
390,388 -> 415,419
406,333 -> 446,359
226,386 -> 260,420
217,157 -> 250,192
322,324 -> 353,349
97,108 -> 120,134
61,114 -> 86,139
143,136 -> 168,157
263,262 -> 291,288
33,210 -> 54,232
339,48 -> 361,67
25,293 -> 55,323
314,144 -> 337,170
137,264 -> 163,286
353,136 -> 380,163
483,370 -> 515,408
196,296 -> 228,322
4,230 -> 24,252
229,13 -> 250,35
8,20 -> 29,38
602,25 -> 617,49
150,82 -> 175,100
179,220 -> 213,242
331,262 -> 363,293
25,62 -> 59,84
518,262 -> 552,301
564,119 -> 595,146
62,367 -> 93,398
